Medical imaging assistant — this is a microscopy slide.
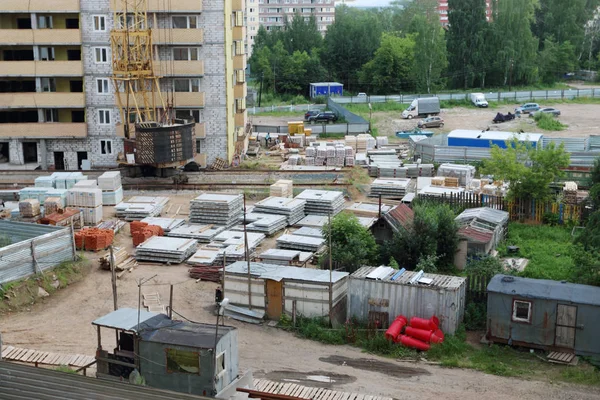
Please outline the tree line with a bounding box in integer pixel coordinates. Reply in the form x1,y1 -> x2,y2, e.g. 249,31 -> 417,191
249,0 -> 600,96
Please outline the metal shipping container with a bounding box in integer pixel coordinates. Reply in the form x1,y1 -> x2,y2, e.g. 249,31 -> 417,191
348,266 -> 466,334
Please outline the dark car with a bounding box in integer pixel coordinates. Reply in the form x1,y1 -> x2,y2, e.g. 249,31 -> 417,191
308,111 -> 338,123
304,110 -> 320,120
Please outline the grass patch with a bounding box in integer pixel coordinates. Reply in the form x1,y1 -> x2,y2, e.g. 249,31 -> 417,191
237,160 -> 279,170
498,223 -> 575,281
251,110 -> 309,117
533,112 -> 568,131
439,99 -> 472,108
55,365 -> 78,374
345,102 -> 408,117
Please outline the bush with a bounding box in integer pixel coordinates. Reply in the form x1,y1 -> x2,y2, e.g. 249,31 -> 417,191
464,302 -> 487,330
534,112 -> 567,131
465,255 -> 505,276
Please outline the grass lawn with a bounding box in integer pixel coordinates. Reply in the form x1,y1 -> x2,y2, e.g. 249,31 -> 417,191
497,223 -> 575,281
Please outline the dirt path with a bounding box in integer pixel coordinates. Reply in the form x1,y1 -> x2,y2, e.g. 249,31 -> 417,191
1,252 -> 598,400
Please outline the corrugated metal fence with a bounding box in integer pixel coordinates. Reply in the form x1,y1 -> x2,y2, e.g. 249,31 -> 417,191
253,123 -> 370,135
0,221 -> 75,285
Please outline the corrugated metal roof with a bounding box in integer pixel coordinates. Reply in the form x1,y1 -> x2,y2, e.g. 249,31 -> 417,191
140,317 -> 235,348
225,261 -> 348,283
92,308 -> 161,332
458,226 -> 494,244
0,361 -> 210,400
383,204 -> 414,232
351,266 -> 465,290
448,129 -> 543,142
487,274 -> 600,306
455,207 -> 509,226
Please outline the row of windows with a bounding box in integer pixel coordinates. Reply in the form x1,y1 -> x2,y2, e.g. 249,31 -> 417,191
95,78 -> 203,94
95,108 -> 203,127
257,0 -> 332,3
94,47 -> 205,63
92,15 -> 202,32
262,7 -> 332,12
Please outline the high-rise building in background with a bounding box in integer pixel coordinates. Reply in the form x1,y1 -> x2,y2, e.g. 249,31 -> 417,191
0,0 -> 246,169
438,0 -> 492,27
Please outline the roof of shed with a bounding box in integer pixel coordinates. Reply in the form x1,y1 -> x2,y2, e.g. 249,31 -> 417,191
351,266 -> 465,290
92,308 -> 161,332
487,274 -> 600,306
448,130 -> 544,142
455,207 -> 509,226
383,204 -> 414,232
225,261 -> 348,283
458,226 -> 494,244
139,318 -> 235,348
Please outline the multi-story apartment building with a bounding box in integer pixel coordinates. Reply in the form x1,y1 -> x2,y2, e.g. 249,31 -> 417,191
438,1 -> 492,27
246,0 -> 260,56
0,0 -> 246,170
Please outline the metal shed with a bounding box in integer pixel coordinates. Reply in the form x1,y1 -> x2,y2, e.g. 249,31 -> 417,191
309,82 -> 343,98
224,261 -> 349,322
0,220 -> 75,285
348,266 -> 466,334
447,130 -> 544,149
455,207 -> 509,255
487,275 -> 600,356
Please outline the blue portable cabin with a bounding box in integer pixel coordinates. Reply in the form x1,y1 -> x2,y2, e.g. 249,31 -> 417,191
447,130 -> 544,149
309,82 -> 343,98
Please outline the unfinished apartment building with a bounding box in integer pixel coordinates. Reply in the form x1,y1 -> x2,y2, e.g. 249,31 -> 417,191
0,0 -> 247,170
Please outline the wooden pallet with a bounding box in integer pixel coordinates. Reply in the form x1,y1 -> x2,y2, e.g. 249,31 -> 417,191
547,351 -> 576,364
253,379 -> 392,400
1,346 -> 95,368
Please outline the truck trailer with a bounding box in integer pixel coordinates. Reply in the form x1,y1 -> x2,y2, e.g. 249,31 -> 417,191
402,97 -> 440,119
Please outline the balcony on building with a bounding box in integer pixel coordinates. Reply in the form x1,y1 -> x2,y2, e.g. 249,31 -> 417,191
0,0 -> 80,13
111,0 -> 202,13
0,43 -> 82,77
154,29 -> 204,45
0,13 -> 81,46
0,108 -> 87,139
154,60 -> 204,77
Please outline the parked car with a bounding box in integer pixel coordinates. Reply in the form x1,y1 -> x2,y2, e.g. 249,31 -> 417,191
308,111 -> 338,123
529,107 -> 561,117
418,116 -> 444,128
304,110 -> 320,120
357,92 -> 367,98
515,103 -> 540,114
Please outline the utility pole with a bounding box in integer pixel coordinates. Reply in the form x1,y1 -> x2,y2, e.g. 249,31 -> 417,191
243,194 -> 252,310
508,59 -> 514,92
109,245 -> 118,311
258,72 -> 264,107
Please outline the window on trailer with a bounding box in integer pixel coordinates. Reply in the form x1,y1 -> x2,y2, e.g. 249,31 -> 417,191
512,300 -> 532,323
165,349 -> 200,375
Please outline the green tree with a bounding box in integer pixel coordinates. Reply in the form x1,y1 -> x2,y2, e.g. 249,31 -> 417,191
322,5 -> 383,91
282,14 -> 323,54
410,12 -> 448,93
482,139 -> 570,200
446,0 -> 488,89
538,38 -> 577,84
323,213 -> 379,273
534,0 -> 587,55
359,33 -> 416,94
571,243 -> 600,286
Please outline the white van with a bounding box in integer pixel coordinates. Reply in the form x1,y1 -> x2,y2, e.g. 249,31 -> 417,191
470,93 -> 488,108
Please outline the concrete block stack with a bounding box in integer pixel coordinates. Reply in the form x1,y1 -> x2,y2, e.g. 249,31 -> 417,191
52,172 -> 87,189
376,136 -> 389,148
369,178 -> 412,198
254,196 -> 306,225
115,196 -> 169,220
189,193 -> 243,227
98,171 -> 123,206
270,180 -> 293,198
296,189 -> 345,216
19,199 -> 41,219
135,236 -> 198,263
67,187 -> 103,226
74,228 -> 114,251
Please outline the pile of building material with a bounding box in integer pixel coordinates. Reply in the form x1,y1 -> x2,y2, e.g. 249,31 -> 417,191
376,136 -> 389,148
167,224 -> 227,243
140,217 -> 185,233
52,172 -> 87,189
240,212 -> 287,235
296,189 -> 345,216
292,226 -> 323,238
203,230 -> 265,265
188,265 -> 222,282
34,176 -> 56,188
295,214 -> 329,228
131,221 -> 165,247
405,164 -> 435,178
96,220 -> 126,233
66,187 -> 103,225
305,142 -> 355,167
98,247 -> 137,273
115,196 -> 169,220
346,202 -> 393,218
257,249 -> 313,266
355,153 -> 368,166
276,234 -> 325,252
563,182 -> 578,205
254,196 -> 306,225
270,179 -> 294,198
19,199 -> 41,218
43,197 -> 63,215
437,163 -> 476,187
98,171 -> 124,206
189,193 -> 243,227
74,228 -> 114,251
369,178 -> 412,198
73,180 -> 98,189
356,134 -> 376,153
187,246 -> 221,267
40,208 -> 82,229
135,236 -> 197,263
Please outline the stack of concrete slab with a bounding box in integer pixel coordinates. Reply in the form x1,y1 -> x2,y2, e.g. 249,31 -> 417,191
135,236 -> 197,263
346,202 -> 393,217
406,163 -> 435,178
295,214 -> 329,228
115,196 -> 169,220
98,171 -> 124,206
189,193 -> 243,227
140,217 -> 186,233
295,189 -> 345,216
270,179 -> 293,198
240,212 -> 287,235
187,246 -> 221,266
209,230 -> 265,264
292,226 -> 323,238
276,234 -> 325,252
167,224 -> 227,243
369,178 -> 411,198
254,196 -> 306,225
258,249 -> 313,266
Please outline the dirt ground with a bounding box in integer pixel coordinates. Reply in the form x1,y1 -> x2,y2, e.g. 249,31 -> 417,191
252,103 -> 600,139
1,197 -> 599,400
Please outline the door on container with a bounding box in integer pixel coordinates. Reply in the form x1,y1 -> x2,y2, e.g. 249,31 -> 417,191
54,152 -> 65,170
77,151 -> 88,170
555,304 -> 577,349
266,279 -> 283,320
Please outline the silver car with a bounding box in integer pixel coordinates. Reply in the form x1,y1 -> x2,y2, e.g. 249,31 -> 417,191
529,107 -> 561,118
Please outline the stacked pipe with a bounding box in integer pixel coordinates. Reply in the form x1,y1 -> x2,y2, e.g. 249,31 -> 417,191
384,315 -> 444,351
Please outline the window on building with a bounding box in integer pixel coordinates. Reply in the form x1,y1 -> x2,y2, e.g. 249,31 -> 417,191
38,16 -> 53,29
98,109 -> 111,125
44,109 -> 58,122
40,47 -> 55,61
173,47 -> 199,61
166,349 -> 199,375
93,15 -> 106,31
41,78 -> 56,92
215,352 -> 226,377
100,139 -> 113,155
174,79 -> 200,92
94,47 -> 109,63
512,300 -> 532,323
172,16 -> 198,29
96,78 -> 110,94
175,109 -> 200,122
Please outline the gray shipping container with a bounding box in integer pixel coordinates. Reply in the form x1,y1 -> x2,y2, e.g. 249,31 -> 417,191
347,267 -> 466,334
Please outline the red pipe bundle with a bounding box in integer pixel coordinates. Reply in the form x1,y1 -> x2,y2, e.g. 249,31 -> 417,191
404,326 -> 434,343
409,316 -> 440,331
398,334 -> 431,351
384,315 -> 407,341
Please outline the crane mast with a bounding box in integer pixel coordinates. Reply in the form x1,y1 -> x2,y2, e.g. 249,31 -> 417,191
111,0 -> 166,138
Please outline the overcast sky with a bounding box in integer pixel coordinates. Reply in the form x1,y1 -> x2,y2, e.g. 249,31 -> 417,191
345,0 -> 393,8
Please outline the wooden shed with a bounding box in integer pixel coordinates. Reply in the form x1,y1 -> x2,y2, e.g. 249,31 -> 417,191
487,275 -> 600,356
223,261 -> 349,322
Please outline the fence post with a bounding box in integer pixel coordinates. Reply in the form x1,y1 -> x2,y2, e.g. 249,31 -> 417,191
561,90 -> 564,99
577,89 -> 580,99
497,92 -> 500,102
594,88 -> 596,98
530,91 -> 532,100
546,90 -> 548,100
